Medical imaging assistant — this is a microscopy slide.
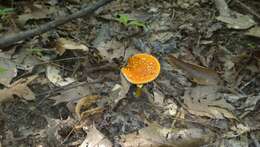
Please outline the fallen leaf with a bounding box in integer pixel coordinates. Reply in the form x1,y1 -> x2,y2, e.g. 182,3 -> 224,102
44,116 -> 77,143
214,0 -> 231,17
0,58 -> 17,86
55,38 -> 89,55
109,74 -> 130,107
0,75 -> 37,103
46,65 -> 75,87
166,54 -> 221,85
183,86 -> 237,119
245,26 -> 260,38
119,123 -> 215,147
214,0 -> 256,30
92,24 -> 139,62
17,4 -> 55,26
13,48 -> 41,71
216,12 -> 255,29
153,86 -> 165,106
80,125 -> 112,147
49,83 -> 92,105
94,39 -> 125,61
239,94 -> 260,111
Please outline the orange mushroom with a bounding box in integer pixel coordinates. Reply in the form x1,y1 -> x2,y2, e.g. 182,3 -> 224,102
121,53 -> 160,96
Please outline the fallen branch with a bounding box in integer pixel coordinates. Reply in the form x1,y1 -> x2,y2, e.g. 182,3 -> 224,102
0,0 -> 114,48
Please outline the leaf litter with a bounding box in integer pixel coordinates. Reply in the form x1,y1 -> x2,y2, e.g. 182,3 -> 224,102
0,75 -> 37,103
0,0 -> 260,146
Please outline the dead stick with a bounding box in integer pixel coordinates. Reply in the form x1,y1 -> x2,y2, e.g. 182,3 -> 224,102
0,0 -> 114,48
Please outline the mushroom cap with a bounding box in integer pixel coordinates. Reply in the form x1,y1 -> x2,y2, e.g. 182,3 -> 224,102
121,53 -> 160,85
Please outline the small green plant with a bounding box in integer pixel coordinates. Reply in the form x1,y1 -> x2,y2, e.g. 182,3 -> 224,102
115,14 -> 147,29
27,48 -> 44,57
0,8 -> 15,16
128,20 -> 147,29
0,67 -> 7,74
116,14 -> 129,26
247,43 -> 256,49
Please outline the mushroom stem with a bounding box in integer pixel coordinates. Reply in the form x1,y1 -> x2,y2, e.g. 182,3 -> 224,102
135,84 -> 143,97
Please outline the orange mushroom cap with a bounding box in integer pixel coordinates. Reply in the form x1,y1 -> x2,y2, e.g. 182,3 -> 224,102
121,53 -> 160,85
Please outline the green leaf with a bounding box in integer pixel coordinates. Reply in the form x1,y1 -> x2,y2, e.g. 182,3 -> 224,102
27,48 -> 43,57
128,20 -> 147,29
0,8 -> 15,16
115,14 -> 129,26
0,67 -> 7,74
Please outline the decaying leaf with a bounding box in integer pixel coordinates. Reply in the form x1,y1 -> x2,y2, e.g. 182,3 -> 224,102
0,75 -> 37,103
13,47 -> 42,71
108,74 -> 130,109
0,58 -> 17,86
153,87 -> 165,106
49,83 -> 92,105
75,95 -> 103,119
80,125 -> 112,147
239,94 -> 260,112
166,54 -> 221,85
216,13 -> 255,29
119,123 -> 215,147
46,65 -> 75,87
94,39 -> 125,61
215,0 -> 255,29
245,26 -> 260,38
44,116 -> 77,143
55,38 -> 89,55
17,4 -> 55,26
214,0 -> 231,17
183,86 -> 237,119
92,24 -> 139,62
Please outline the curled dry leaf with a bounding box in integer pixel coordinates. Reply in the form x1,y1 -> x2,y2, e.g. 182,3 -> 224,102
183,86 -> 237,119
80,125 -> 112,147
46,65 -> 75,87
75,95 -> 103,119
55,38 -> 89,55
0,58 -> 17,86
0,75 -> 37,103
166,54 -> 221,85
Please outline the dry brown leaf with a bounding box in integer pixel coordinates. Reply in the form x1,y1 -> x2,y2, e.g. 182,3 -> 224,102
80,125 -> 112,147
55,38 -> 89,55
166,54 -> 221,85
0,75 -> 37,103
75,95 -> 102,119
183,86 -> 237,119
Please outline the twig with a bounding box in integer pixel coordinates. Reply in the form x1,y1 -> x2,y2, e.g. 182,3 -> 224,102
233,0 -> 260,20
0,0 -> 114,48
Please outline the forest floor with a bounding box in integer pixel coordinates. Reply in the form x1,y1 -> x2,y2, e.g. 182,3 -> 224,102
0,0 -> 260,146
